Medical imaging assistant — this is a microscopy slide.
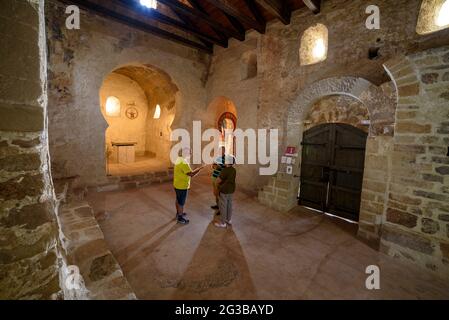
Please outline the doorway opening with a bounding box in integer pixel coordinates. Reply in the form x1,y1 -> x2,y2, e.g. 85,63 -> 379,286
218,111 -> 237,154
205,97 -> 238,156
298,123 -> 368,221
99,64 -> 178,176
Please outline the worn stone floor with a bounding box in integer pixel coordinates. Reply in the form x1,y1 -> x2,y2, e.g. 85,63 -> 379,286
107,156 -> 168,176
86,175 -> 449,300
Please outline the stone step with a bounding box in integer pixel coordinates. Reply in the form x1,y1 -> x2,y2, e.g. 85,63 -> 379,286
59,200 -> 137,300
94,170 -> 174,193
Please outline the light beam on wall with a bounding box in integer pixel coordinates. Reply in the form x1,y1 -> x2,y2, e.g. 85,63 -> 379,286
312,38 -> 326,59
436,0 -> 449,27
140,0 -> 157,9
299,23 -> 328,66
153,104 -> 161,119
105,96 -> 121,117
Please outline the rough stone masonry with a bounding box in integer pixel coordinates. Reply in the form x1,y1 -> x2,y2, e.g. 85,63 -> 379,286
0,0 -> 61,299
1,0 -> 449,299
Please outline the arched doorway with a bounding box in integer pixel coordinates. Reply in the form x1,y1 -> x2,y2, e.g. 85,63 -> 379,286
205,96 -> 238,156
217,111 -> 237,154
299,123 -> 368,221
99,64 -> 178,176
298,94 -> 371,221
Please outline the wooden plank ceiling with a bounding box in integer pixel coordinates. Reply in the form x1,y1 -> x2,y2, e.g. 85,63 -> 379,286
60,0 -> 322,53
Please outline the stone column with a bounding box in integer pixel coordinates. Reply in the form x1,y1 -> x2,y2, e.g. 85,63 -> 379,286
0,0 -> 62,299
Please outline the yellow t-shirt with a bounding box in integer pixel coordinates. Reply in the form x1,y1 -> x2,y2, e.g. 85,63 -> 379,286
173,157 -> 192,190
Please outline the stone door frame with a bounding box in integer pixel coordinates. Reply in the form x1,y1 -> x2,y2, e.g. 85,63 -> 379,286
258,76 -> 397,232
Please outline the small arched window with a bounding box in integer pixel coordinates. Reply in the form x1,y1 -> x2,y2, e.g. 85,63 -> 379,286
105,96 -> 121,117
153,104 -> 161,119
140,0 -> 157,9
299,23 -> 328,66
416,0 -> 449,35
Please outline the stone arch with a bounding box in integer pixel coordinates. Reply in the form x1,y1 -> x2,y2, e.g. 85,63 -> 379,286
383,55 -> 421,101
203,96 -> 238,153
98,62 -> 180,175
286,76 -> 397,146
205,96 -> 238,127
259,76 -> 398,215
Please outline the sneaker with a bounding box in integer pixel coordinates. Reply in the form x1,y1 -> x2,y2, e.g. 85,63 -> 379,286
214,222 -> 227,228
226,220 -> 232,226
177,215 -> 189,225
211,205 -> 219,209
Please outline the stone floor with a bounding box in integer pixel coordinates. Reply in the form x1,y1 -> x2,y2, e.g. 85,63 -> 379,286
86,175 -> 449,300
107,156 -> 168,176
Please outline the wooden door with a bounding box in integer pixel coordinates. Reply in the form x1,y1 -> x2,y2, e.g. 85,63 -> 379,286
298,123 -> 367,221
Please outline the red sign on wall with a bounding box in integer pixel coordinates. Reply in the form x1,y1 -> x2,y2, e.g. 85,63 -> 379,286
285,146 -> 296,155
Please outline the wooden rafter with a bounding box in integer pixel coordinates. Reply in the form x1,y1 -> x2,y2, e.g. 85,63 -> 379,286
244,0 -> 266,30
157,0 -> 245,41
255,0 -> 290,24
188,0 -> 246,35
185,0 -> 231,42
60,0 -> 213,53
116,0 -> 226,47
203,0 -> 265,34
302,0 -> 321,14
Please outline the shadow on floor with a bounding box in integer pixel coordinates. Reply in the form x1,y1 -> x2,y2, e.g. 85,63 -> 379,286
170,223 -> 257,299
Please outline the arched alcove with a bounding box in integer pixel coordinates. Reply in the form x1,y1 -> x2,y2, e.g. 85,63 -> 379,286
205,96 -> 238,155
99,64 -> 179,176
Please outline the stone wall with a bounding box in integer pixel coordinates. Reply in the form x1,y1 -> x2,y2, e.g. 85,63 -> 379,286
207,0 -> 449,191
0,0 -> 62,299
258,77 -> 396,217
379,48 -> 449,277
202,0 -> 449,277
46,1 -> 208,187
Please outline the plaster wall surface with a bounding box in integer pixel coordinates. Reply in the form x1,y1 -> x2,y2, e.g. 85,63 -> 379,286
100,73 -> 149,156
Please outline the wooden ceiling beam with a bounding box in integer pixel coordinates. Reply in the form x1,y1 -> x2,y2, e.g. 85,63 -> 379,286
170,11 -> 215,48
244,0 -> 267,31
157,0 -> 245,41
203,0 -> 265,34
188,0 -> 246,35
187,0 -> 246,34
255,0 -> 290,25
117,0 -> 226,47
59,0 -> 213,53
186,0 -> 230,42
224,13 -> 247,34
302,0 -> 321,14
